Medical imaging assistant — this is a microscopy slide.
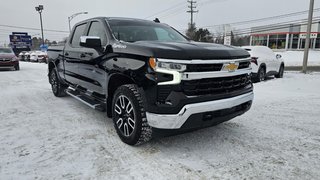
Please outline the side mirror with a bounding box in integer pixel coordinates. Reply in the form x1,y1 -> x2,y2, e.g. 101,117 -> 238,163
80,36 -> 101,48
276,54 -> 282,59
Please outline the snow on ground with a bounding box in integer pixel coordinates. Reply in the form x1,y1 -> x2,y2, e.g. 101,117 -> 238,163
0,62 -> 320,179
277,50 -> 320,66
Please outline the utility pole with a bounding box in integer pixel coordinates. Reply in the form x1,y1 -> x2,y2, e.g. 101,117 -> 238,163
302,0 -> 314,74
187,0 -> 198,26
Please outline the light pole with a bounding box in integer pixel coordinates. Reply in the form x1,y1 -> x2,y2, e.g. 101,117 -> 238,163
35,5 -> 44,46
302,0 -> 315,74
68,12 -> 88,32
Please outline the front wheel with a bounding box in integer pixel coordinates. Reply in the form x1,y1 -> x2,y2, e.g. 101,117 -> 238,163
112,84 -> 152,145
14,64 -> 20,71
49,69 -> 67,97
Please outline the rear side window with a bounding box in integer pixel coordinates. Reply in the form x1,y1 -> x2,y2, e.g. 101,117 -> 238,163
88,21 -> 107,46
71,23 -> 87,47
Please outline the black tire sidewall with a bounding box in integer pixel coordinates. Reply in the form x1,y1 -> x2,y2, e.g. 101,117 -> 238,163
258,67 -> 265,82
15,64 -> 20,71
50,69 -> 66,97
112,85 -> 144,145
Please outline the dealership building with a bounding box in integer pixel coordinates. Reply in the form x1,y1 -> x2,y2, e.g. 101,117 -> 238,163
250,22 -> 320,50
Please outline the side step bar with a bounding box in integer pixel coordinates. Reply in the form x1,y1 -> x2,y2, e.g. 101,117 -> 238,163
66,87 -> 105,111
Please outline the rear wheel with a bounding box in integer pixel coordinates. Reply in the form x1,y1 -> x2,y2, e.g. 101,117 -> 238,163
112,84 -> 152,145
49,69 -> 67,97
256,67 -> 266,82
275,65 -> 284,78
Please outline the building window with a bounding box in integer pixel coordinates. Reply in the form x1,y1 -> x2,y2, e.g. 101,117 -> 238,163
252,35 -> 267,46
269,35 -> 277,49
277,35 -> 286,49
268,34 -> 287,49
315,37 -> 320,49
291,34 -> 299,49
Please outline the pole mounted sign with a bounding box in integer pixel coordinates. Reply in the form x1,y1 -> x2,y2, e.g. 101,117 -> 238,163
9,32 -> 32,49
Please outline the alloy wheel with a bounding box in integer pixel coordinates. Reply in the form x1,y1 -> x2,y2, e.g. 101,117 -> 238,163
114,95 -> 136,137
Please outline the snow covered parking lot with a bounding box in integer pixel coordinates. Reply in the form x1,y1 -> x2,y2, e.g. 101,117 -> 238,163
0,62 -> 320,179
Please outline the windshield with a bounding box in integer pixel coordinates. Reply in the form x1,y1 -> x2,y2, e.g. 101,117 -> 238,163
0,48 -> 13,54
107,19 -> 188,43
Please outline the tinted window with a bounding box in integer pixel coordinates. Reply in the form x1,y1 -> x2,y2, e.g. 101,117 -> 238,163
107,19 -> 187,43
88,21 -> 107,45
0,48 -> 13,53
71,23 -> 87,47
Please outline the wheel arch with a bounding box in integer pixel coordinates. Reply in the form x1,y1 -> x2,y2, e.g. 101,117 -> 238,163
259,63 -> 267,72
106,73 -> 136,118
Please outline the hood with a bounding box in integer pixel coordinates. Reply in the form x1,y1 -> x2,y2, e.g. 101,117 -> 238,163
0,53 -> 15,59
112,41 -> 250,60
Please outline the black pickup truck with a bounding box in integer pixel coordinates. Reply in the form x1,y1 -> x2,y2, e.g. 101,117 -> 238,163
48,17 -> 253,145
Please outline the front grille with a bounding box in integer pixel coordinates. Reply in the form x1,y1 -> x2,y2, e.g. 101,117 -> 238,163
186,64 -> 223,72
157,86 -> 172,103
0,59 -> 11,62
182,74 -> 251,96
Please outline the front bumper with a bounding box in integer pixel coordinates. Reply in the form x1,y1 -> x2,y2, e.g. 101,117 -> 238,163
0,61 -> 19,68
146,91 -> 253,129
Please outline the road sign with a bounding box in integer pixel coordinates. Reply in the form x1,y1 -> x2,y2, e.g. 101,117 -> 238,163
299,33 -> 318,39
224,36 -> 231,46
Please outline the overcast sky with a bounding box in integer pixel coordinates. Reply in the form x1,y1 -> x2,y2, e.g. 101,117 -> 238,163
0,0 -> 319,44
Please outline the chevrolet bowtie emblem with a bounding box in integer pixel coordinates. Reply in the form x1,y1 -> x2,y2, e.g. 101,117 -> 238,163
225,63 -> 238,72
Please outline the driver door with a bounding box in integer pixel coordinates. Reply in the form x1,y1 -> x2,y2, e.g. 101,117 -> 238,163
77,20 -> 108,95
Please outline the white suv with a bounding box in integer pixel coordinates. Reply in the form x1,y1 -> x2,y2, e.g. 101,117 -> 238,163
241,46 -> 284,82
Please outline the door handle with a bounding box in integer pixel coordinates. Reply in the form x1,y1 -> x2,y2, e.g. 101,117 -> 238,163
64,52 -> 69,56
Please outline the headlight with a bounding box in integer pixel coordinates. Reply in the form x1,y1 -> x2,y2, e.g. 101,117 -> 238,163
149,58 -> 186,72
11,57 -> 18,61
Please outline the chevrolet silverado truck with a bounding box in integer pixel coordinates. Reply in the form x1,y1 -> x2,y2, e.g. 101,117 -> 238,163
47,17 -> 253,145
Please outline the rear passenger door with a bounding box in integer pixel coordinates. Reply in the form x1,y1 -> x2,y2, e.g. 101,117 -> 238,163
77,20 -> 108,95
63,23 -> 88,85
264,47 -> 278,72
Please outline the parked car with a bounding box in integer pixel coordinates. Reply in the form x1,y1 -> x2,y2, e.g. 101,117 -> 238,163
241,46 -> 285,82
30,51 -> 48,63
0,47 -> 20,70
18,51 -> 28,61
24,51 -> 31,61
48,17 -> 253,145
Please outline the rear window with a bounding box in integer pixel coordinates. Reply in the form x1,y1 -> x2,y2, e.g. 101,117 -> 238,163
0,48 -> 13,53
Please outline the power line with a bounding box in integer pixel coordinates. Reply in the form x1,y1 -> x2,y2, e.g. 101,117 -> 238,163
201,8 -> 320,28
0,24 -> 69,33
144,1 -> 186,19
214,18 -> 320,37
232,17 -> 320,35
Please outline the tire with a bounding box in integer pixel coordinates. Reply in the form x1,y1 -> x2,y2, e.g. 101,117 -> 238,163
256,67 -> 266,82
112,84 -> 152,145
49,69 -> 67,97
275,65 -> 284,78
14,64 -> 20,71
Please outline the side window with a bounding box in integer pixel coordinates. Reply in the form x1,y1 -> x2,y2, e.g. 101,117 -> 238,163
88,21 -> 107,46
71,23 -> 87,47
